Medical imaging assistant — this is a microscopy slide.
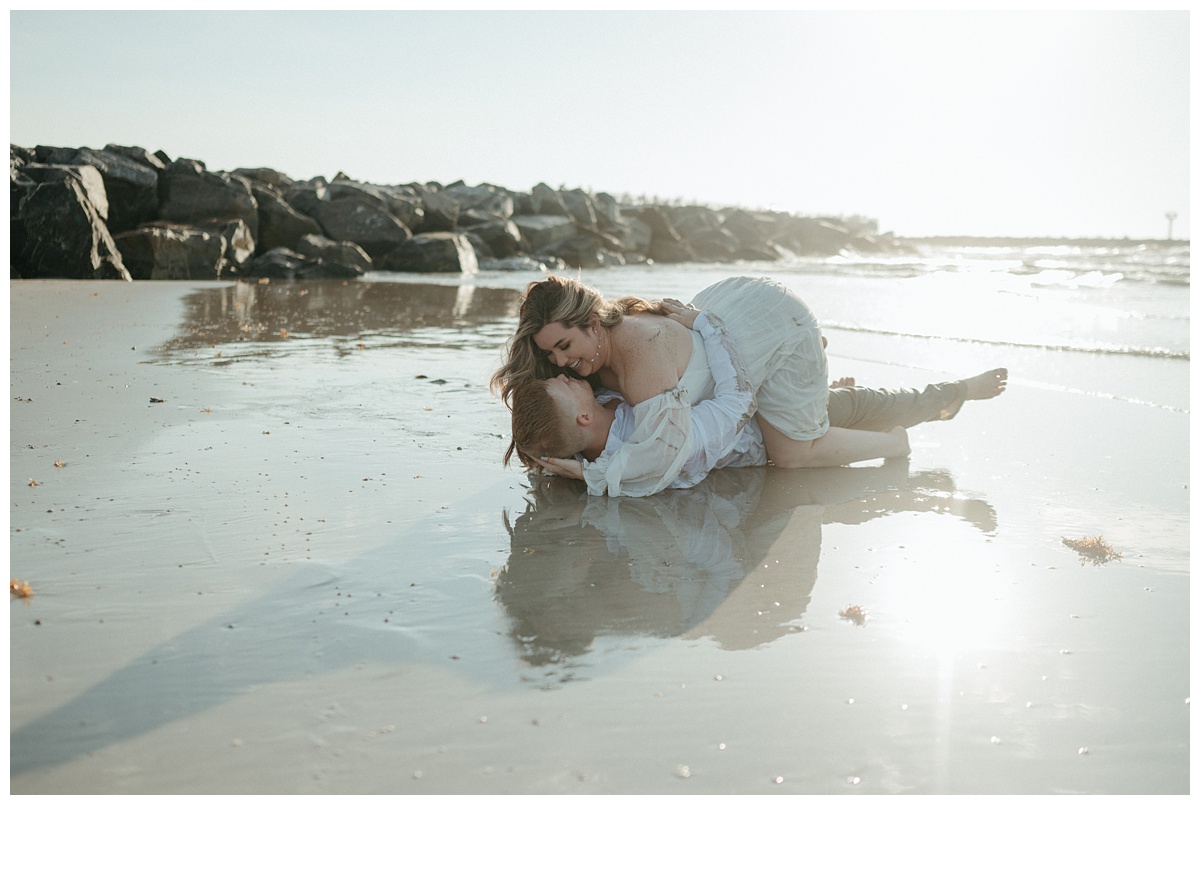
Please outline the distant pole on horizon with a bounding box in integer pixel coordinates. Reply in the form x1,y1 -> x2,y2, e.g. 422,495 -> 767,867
1165,211 -> 1177,240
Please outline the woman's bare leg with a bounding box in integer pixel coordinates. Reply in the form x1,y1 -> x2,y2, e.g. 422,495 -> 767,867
759,417 -> 910,468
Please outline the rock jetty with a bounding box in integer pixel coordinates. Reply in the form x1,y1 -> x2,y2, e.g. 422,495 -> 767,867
10,143 -> 902,281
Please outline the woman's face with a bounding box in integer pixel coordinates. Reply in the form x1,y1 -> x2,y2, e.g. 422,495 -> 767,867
533,320 -> 602,376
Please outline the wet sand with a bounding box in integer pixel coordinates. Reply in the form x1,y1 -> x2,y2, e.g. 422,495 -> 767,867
9,278 -> 1190,800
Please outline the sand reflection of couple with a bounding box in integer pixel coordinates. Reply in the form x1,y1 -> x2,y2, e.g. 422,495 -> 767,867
491,275 -> 1007,497
496,462 -> 999,670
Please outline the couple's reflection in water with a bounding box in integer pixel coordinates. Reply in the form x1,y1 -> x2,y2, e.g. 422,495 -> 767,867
11,457 -> 994,777
496,463 -> 997,671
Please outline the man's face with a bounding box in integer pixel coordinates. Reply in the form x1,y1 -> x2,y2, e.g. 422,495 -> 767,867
544,374 -> 599,426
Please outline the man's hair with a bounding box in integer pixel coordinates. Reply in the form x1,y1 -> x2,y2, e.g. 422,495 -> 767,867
504,378 -> 579,469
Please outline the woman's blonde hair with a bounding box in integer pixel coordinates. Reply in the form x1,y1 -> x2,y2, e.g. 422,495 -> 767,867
490,275 -> 665,409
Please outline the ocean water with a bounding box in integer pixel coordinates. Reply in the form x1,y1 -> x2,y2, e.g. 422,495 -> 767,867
376,239 -> 1191,413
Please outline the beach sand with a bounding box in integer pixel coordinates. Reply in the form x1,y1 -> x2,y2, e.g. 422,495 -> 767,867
8,278 -> 1190,796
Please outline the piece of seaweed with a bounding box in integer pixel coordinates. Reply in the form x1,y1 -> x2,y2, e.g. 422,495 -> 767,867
1062,535 -> 1123,566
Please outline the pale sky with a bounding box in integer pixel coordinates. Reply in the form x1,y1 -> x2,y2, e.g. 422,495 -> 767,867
7,8 -> 1191,239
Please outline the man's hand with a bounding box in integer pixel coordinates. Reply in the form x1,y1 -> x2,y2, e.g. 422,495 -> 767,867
537,456 -> 584,481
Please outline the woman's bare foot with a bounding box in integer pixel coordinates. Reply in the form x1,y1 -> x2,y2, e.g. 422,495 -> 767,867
962,368 -> 1008,400
830,376 -> 855,389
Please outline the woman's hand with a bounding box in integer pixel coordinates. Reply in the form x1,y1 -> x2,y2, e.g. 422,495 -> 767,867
657,298 -> 701,329
537,456 -> 584,481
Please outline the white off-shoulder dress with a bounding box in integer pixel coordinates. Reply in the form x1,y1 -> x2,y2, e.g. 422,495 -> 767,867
691,276 -> 829,440
579,277 -> 829,497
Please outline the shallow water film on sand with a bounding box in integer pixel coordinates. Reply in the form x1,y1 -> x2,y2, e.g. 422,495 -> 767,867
9,244 -> 1189,793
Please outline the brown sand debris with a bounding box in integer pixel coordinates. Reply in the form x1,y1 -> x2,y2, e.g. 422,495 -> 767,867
838,604 -> 869,626
1062,535 -> 1123,566
53,460 -> 65,468
10,579 -> 34,602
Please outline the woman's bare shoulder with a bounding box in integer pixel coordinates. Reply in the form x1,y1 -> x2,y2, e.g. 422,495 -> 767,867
616,315 -> 691,405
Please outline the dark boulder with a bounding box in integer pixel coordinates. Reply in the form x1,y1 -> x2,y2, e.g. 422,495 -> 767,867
374,186 -> 425,230
462,230 -> 493,261
250,182 -> 322,253
103,144 -> 167,174
480,255 -> 563,273
467,218 -> 524,258
530,182 -> 569,216
684,227 -> 743,262
18,163 -> 110,222
282,179 -> 327,218
377,232 -> 478,273
544,233 -> 620,269
78,147 -> 159,232
191,218 -> 256,270
721,209 -> 777,252
561,189 -> 598,226
241,247 -> 328,280
665,207 -> 741,261
414,187 -> 460,232
32,146 -> 160,234
512,192 -> 534,216
325,175 -> 392,209
592,192 -> 623,230
443,182 -> 514,219
667,205 -> 722,239
32,145 -> 78,164
617,216 -> 653,255
114,223 -> 229,280
10,156 -> 33,265
294,233 -> 372,276
14,176 -> 130,280
459,208 -> 497,227
159,159 -> 259,240
327,176 -> 426,229
313,194 -> 412,260
779,217 -> 853,255
624,206 -> 696,263
512,214 -> 577,253
11,144 -> 36,169
232,167 -> 293,190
